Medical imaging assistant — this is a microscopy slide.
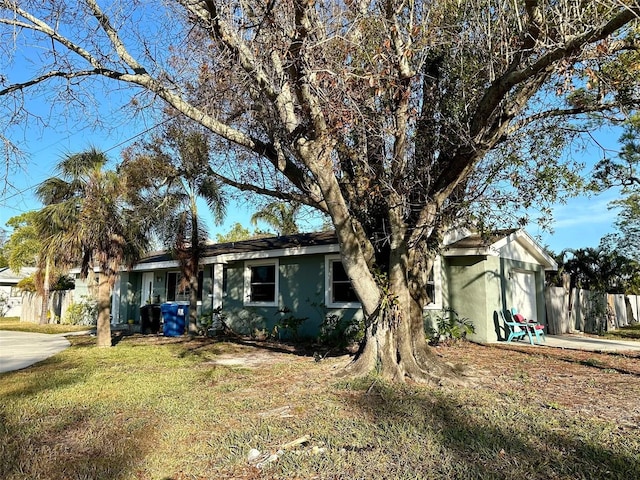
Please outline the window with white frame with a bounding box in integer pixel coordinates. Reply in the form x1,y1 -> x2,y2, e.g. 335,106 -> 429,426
425,257 -> 443,310
166,271 -> 204,302
325,255 -> 360,308
244,259 -> 279,306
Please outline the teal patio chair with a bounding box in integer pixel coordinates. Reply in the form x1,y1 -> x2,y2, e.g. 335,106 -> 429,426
511,308 -> 545,345
503,310 -> 533,344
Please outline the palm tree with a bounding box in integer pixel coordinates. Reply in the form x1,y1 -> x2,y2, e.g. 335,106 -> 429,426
250,202 -> 301,236
121,126 -> 227,334
36,148 -> 150,346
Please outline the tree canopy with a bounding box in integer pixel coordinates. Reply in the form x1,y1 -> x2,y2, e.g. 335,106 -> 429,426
2,1 -> 640,380
594,118 -> 640,261
250,202 -> 301,236
2,212 -> 40,272
551,247 -> 640,294
120,124 -> 227,333
37,148 -> 150,344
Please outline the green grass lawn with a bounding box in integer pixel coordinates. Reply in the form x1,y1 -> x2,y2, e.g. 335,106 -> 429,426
1,335 -> 639,479
0,317 -> 92,334
603,323 -> 640,340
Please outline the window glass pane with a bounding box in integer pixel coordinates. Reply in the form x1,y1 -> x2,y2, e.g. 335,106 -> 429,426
333,283 -> 359,302
251,283 -> 275,302
252,265 -> 275,283
426,266 -> 435,305
250,264 -> 275,302
332,262 -> 349,282
167,272 -> 177,301
332,261 -> 358,303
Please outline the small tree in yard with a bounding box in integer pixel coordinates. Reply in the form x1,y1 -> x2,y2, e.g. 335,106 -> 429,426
2,212 -> 40,271
2,211 -> 76,323
36,149 -> 150,347
2,1 -> 640,381
120,125 -> 227,334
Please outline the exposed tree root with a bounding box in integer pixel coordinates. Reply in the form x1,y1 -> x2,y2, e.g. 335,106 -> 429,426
339,324 -> 478,387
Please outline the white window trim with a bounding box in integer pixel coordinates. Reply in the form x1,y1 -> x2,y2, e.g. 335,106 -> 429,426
425,257 -> 443,310
212,263 -> 225,310
166,271 -> 190,302
244,259 -> 279,307
325,255 -> 361,309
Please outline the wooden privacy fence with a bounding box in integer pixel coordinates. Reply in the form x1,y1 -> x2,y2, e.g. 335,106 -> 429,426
20,291 -> 74,324
546,287 -> 639,335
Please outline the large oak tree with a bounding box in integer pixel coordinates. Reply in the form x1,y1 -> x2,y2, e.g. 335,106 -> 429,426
1,1 -> 639,381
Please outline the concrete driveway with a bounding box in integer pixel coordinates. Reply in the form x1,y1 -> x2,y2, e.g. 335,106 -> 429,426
0,331 -> 72,373
543,334 -> 640,352
502,333 -> 640,352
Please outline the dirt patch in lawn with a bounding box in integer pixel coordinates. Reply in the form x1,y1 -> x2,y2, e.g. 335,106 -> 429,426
201,337 -> 640,427
434,342 -> 640,428
207,350 -> 294,368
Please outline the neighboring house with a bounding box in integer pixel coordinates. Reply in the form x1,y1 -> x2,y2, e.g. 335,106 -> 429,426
0,267 -> 37,317
76,229 -> 556,343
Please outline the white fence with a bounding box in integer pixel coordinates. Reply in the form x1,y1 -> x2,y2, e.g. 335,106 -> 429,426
20,291 -> 75,324
546,287 -> 639,335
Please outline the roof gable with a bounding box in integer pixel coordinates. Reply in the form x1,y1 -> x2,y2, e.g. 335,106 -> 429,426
444,229 -> 557,270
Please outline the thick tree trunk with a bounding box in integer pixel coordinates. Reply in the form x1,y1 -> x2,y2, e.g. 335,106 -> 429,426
96,273 -> 112,348
344,232 -> 467,385
346,288 -> 467,385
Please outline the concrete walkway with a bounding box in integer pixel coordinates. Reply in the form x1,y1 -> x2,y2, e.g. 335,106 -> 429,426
0,331 -> 72,373
507,333 -> 640,353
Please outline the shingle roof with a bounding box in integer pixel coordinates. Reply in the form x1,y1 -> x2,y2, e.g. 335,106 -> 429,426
137,230 -> 339,265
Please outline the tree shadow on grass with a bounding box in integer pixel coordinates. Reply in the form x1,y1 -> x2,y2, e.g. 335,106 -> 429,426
0,406 -> 158,480
344,382 -> 640,479
0,355 -> 89,399
172,333 -> 329,360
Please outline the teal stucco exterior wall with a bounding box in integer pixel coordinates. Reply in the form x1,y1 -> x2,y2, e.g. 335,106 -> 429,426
221,253 -> 361,339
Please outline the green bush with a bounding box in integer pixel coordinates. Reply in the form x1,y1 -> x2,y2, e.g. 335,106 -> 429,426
16,276 -> 36,292
318,313 -> 364,350
272,307 -> 308,341
197,306 -> 226,337
63,296 -> 98,326
425,307 -> 474,346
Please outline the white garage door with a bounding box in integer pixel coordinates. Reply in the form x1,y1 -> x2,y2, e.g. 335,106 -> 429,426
511,271 -> 538,321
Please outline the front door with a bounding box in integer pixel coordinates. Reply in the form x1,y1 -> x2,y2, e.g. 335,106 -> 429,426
512,270 -> 538,321
141,272 -> 155,306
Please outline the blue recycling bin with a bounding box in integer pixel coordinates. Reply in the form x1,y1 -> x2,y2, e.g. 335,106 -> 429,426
161,302 -> 188,336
